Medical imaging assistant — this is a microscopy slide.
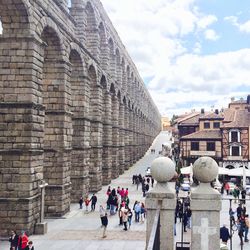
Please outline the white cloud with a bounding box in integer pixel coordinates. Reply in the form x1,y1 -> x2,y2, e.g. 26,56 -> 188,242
204,29 -> 220,41
197,15 -> 218,29
225,15 -> 250,33
101,1 -> 248,117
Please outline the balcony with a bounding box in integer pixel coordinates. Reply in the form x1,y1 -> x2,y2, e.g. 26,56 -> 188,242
190,150 -> 216,157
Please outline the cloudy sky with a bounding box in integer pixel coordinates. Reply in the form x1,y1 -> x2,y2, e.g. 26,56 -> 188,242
101,0 -> 250,117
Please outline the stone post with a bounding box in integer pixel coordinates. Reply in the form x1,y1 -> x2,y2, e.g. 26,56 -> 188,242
35,180 -> 48,235
146,157 -> 176,250
191,156 -> 221,250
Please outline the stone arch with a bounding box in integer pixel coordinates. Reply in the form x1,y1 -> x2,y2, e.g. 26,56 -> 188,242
69,49 -> 85,113
121,58 -> 126,92
69,48 -> 88,201
123,96 -> 127,106
100,75 -> 107,89
41,24 -> 71,217
98,22 -> 108,69
68,42 -> 87,74
117,90 -> 121,102
0,0 -> 31,35
85,1 -> 99,58
36,16 -> 65,53
110,83 -> 116,95
108,38 -> 115,75
88,64 -> 98,86
115,48 -> 122,85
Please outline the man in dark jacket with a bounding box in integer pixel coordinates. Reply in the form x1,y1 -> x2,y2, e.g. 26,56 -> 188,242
90,194 -> 97,211
9,230 -> 19,250
102,213 -> 108,238
220,224 -> 231,244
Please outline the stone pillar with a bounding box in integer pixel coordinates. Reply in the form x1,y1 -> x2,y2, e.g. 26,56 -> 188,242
191,157 -> 221,250
118,103 -> 125,174
146,157 -> 176,250
111,95 -> 120,178
124,106 -> 130,170
89,85 -> 103,192
102,91 -> 112,184
70,0 -> 87,44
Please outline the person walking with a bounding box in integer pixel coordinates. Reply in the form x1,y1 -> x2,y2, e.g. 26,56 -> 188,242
224,182 -> 230,195
134,202 -> 141,222
122,208 -> 128,231
241,189 -> 246,204
24,241 -> 34,250
79,196 -> 83,209
90,194 -> 97,211
244,214 -> 249,242
99,205 -> 106,227
9,230 -> 19,250
18,231 -> 29,250
102,213 -> 108,238
128,208 -> 133,229
186,206 -> 192,229
220,224 -> 231,244
84,196 -> 90,212
238,215 -> 246,246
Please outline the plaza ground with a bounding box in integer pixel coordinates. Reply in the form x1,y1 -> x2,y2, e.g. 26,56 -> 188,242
2,131 -> 250,250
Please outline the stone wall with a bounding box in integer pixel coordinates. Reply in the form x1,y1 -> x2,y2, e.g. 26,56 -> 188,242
0,0 -> 161,236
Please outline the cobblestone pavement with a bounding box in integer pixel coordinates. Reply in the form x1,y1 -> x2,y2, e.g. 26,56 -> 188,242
2,131 -> 250,250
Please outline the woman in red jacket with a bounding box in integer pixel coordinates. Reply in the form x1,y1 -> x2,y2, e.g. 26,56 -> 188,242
18,231 -> 29,250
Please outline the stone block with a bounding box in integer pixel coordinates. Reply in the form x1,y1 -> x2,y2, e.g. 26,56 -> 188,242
34,222 -> 48,235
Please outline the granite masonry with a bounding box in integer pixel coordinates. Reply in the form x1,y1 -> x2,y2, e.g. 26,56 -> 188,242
0,0 -> 161,236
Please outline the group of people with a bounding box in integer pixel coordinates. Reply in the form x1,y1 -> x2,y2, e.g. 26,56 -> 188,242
9,230 -> 34,250
79,193 -> 98,212
175,195 -> 192,234
220,202 -> 250,248
132,174 -> 154,197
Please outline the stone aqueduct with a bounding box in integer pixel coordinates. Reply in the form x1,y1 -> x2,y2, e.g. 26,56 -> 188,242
0,0 -> 161,235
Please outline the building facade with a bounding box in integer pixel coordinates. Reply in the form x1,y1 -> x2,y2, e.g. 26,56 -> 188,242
179,96 -> 250,168
0,0 -> 161,236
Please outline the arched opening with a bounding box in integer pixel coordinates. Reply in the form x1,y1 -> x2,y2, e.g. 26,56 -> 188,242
225,165 -> 234,169
108,38 -> 115,76
69,49 -> 88,201
86,2 -> 99,58
98,22 -> 107,69
41,26 -> 70,217
88,65 -> 103,191
115,48 -> 121,84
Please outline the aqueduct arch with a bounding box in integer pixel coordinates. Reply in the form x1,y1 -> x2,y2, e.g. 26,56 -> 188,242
0,0 -> 161,236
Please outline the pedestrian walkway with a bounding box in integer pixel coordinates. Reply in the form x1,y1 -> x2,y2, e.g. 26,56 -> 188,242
2,131 -> 172,250
2,131 -> 249,250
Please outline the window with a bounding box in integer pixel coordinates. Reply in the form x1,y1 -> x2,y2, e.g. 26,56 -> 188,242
191,142 -> 199,151
232,146 -> 240,156
231,131 -> 238,142
213,122 -> 220,128
207,142 -> 215,151
204,122 -> 210,129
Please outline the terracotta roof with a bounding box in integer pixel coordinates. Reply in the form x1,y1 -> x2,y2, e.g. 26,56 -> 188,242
175,112 -> 200,124
199,112 -> 224,120
223,108 -> 235,123
178,113 -> 201,126
181,130 -> 221,140
222,109 -> 250,128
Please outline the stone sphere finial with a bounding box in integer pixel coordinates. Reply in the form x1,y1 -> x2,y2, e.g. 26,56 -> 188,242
151,157 -> 175,183
193,156 -> 218,183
